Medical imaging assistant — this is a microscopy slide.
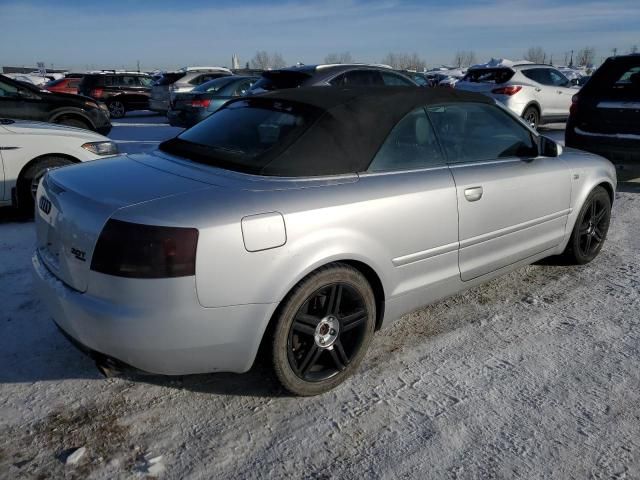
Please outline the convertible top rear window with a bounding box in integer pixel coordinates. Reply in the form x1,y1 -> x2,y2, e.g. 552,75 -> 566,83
159,98 -> 320,174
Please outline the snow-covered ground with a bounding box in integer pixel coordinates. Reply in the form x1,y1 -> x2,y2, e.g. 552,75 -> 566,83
1,115 -> 639,479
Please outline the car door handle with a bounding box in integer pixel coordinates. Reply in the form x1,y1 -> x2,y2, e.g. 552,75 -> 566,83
557,90 -> 563,94
535,87 -> 541,92
464,186 -> 483,202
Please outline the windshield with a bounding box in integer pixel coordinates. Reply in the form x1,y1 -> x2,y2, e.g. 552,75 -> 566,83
193,76 -> 236,93
462,68 -> 515,84
159,98 -> 320,174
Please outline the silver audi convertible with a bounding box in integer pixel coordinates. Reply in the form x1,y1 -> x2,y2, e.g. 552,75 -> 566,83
33,87 -> 616,396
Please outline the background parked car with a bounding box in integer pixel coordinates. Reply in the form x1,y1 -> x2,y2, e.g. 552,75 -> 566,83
0,74 -> 112,134
566,54 -> 640,180
456,62 -> 578,128
78,72 -> 153,118
45,74 -> 84,95
397,70 -> 430,86
149,67 -> 232,114
0,118 -> 118,212
167,75 -> 258,128
249,64 -> 417,94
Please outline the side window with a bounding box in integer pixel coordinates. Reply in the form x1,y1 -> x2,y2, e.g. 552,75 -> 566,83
330,70 -> 383,86
427,103 -> 537,164
0,79 -> 20,97
232,80 -> 254,96
549,69 -> 569,87
368,107 -> 444,172
119,76 -> 137,87
381,72 -> 415,86
137,77 -> 153,87
104,76 -> 115,87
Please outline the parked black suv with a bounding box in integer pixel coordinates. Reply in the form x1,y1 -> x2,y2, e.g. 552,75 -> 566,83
566,55 -> 640,180
78,72 -> 153,118
0,74 -> 112,134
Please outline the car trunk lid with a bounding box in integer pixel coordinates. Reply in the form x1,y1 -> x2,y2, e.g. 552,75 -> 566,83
34,155 -> 211,293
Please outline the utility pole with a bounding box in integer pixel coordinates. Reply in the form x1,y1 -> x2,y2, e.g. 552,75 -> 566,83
569,50 -> 574,67
612,48 -> 618,57
137,60 -> 140,73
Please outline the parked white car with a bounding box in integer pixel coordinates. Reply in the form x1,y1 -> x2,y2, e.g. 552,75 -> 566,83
456,61 -> 579,128
0,119 -> 118,212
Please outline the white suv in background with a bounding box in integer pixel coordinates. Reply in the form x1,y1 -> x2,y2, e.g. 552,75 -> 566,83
455,62 -> 578,128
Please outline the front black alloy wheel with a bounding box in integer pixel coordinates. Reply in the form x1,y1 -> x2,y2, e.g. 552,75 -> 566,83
563,186 -> 611,264
272,264 -> 376,396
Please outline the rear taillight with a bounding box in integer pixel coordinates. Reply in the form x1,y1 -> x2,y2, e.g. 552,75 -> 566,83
91,220 -> 198,278
191,99 -> 211,108
91,87 -> 104,98
491,85 -> 522,96
570,94 -> 579,117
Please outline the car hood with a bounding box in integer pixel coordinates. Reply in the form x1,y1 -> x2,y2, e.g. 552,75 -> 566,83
1,119 -> 109,141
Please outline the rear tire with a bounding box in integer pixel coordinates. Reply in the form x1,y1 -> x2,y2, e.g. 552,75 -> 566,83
562,186 -> 611,264
108,100 -> 126,119
17,156 -> 74,215
271,264 -> 376,396
522,106 -> 540,129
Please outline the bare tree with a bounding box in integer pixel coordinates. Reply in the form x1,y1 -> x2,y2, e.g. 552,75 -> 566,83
271,52 -> 286,69
381,52 -> 426,71
452,51 -> 477,68
324,52 -> 354,64
524,46 -> 546,64
251,51 -> 271,70
250,51 -> 287,70
576,47 -> 596,66
630,45 -> 639,54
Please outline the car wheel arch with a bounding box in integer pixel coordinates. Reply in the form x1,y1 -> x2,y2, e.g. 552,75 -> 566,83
17,153 -> 80,187
48,109 -> 95,129
559,178 -> 616,253
522,101 -> 541,118
251,257 -> 387,371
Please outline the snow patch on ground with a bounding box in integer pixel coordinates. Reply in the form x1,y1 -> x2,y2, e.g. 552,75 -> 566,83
0,117 -> 638,478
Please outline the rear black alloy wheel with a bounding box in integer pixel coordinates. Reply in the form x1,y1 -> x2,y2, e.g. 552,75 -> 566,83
108,100 -> 126,119
522,106 -> 539,129
272,264 -> 376,396
563,186 -> 611,264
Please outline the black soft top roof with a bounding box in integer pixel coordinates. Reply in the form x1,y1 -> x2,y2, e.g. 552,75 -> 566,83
246,87 -> 492,176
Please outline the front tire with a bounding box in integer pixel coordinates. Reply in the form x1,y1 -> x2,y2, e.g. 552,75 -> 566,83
17,156 -> 74,214
271,264 -> 376,396
562,186 -> 611,264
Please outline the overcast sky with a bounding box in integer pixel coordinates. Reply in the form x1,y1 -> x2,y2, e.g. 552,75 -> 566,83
1,0 -> 639,71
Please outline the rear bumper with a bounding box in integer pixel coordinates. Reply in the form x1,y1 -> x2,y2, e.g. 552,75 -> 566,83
566,126 -> 640,180
32,251 -> 277,375
149,99 -> 169,113
167,109 -> 208,128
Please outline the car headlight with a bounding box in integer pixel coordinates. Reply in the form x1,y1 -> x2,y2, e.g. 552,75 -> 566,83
81,141 -> 119,156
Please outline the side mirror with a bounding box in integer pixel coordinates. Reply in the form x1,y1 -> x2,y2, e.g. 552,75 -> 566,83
540,136 -> 563,157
